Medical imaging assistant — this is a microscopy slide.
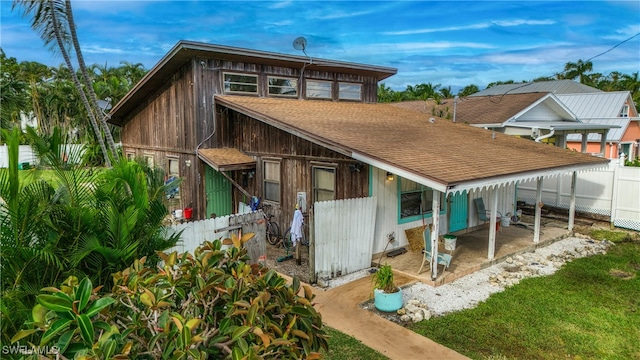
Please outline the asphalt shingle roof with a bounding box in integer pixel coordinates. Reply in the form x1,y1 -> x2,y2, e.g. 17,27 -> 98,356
216,95 -> 609,188
391,93 -> 548,125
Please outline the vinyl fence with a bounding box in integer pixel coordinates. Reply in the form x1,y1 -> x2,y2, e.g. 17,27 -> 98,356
0,144 -> 86,168
518,163 -> 640,231
166,211 -> 266,264
314,197 -> 377,279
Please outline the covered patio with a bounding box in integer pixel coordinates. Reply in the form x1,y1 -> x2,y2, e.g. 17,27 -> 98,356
372,218 -> 570,286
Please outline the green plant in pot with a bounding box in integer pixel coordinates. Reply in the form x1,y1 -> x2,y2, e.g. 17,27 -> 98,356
372,263 -> 403,312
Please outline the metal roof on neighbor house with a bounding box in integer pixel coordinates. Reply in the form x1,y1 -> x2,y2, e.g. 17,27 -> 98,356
556,92 -> 632,118
470,80 -> 601,97
108,40 -> 397,125
215,95 -> 609,194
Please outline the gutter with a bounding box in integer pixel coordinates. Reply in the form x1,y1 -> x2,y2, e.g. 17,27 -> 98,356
535,128 -> 555,142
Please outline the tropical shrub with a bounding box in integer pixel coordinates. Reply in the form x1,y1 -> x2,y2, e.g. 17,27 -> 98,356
0,127 -> 180,347
12,238 -> 328,359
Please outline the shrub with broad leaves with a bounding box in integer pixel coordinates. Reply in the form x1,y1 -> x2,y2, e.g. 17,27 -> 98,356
12,237 -> 328,359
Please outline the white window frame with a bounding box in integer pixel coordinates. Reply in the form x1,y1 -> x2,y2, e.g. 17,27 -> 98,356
268,76 -> 298,97
306,80 -> 332,99
223,72 -> 258,94
143,153 -> 154,167
166,156 -> 181,199
125,151 -> 135,161
263,159 -> 281,203
620,105 -> 629,117
339,82 -> 362,101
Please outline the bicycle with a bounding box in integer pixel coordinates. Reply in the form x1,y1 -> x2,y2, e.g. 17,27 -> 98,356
255,200 -> 280,245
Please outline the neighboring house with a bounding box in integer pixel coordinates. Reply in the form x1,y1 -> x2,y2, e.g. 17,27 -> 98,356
392,92 -> 617,154
561,92 -> 640,159
109,41 -> 609,272
470,79 -> 601,96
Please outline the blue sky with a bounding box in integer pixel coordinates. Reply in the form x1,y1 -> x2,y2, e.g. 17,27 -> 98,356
1,0 -> 639,92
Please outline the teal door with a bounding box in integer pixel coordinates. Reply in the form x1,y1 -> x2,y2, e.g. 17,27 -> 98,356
205,166 -> 232,218
448,191 -> 468,233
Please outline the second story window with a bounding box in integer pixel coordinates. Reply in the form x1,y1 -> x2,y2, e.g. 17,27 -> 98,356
224,73 -> 258,94
268,77 -> 298,97
339,82 -> 362,100
306,80 -> 332,99
620,105 -> 629,117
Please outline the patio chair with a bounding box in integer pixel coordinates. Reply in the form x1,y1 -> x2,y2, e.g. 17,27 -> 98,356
474,198 -> 502,231
417,225 -> 452,275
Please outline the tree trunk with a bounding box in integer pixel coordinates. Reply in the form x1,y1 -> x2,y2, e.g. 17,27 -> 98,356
48,0 -> 111,167
65,0 -> 119,161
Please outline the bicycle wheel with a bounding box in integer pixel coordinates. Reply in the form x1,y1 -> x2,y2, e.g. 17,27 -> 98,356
266,221 -> 280,245
282,227 -> 293,250
300,229 -> 308,246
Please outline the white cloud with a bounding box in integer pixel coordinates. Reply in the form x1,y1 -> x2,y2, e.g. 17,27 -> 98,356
383,19 -> 555,36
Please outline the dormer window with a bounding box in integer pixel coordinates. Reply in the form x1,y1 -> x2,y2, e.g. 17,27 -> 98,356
620,105 -> 629,117
339,82 -> 362,101
223,73 -> 258,94
306,80 -> 332,99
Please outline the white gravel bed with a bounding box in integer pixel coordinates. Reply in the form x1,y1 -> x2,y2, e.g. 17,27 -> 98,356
321,236 -> 611,319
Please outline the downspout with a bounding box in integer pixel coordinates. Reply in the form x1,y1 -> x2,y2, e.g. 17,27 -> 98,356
535,128 -> 555,143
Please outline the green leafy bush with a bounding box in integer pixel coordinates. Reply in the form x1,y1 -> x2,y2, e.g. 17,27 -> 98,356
372,264 -> 399,293
13,239 -> 328,359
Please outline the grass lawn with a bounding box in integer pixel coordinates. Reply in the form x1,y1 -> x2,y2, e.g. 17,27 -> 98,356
409,232 -> 640,360
323,327 -> 388,360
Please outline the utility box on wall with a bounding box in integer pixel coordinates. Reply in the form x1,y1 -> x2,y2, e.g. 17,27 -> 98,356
296,192 -> 307,212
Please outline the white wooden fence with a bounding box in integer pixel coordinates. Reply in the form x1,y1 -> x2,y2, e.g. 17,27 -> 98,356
518,163 -> 640,231
166,211 -> 266,264
314,197 -> 377,279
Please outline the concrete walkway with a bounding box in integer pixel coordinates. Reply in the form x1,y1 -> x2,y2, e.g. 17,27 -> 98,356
284,272 -> 470,359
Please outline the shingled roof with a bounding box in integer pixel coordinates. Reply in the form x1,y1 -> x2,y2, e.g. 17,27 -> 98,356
391,93 -> 548,125
215,95 -> 609,193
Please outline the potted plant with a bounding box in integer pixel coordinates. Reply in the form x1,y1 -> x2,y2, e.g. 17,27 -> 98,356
372,263 -> 403,312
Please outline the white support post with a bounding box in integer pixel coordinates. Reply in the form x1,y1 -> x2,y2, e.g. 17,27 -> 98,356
431,190 -> 440,281
610,166 -> 620,229
599,131 -> 608,157
488,189 -> 498,260
534,177 -> 543,243
568,171 -> 577,232
581,133 -> 588,153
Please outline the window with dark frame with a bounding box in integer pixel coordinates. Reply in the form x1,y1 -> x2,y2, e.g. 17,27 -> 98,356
399,178 -> 444,219
313,166 -> 335,202
263,160 -> 281,203
223,72 -> 258,94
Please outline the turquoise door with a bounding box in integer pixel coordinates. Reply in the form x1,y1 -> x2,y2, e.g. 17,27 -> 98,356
205,166 -> 232,218
448,191 -> 468,233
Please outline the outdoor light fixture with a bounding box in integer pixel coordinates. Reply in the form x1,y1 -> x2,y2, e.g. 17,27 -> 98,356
386,172 -> 394,181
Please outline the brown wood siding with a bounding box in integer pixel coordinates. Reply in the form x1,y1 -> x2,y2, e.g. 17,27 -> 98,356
119,55 -> 380,221
216,107 -> 369,230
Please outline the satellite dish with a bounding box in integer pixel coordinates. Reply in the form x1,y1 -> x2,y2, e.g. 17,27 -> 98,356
293,36 -> 307,51
97,99 -> 112,111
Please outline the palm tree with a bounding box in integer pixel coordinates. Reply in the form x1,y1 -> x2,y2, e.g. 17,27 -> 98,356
458,84 -> 479,97
563,59 -> 593,84
13,0 -> 113,166
439,86 -> 453,99
64,0 -> 118,160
